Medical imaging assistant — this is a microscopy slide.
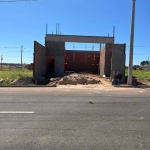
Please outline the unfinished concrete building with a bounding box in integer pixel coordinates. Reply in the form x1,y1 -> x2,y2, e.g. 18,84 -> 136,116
33,34 -> 126,84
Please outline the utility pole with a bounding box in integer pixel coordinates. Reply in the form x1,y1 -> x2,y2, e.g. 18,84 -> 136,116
148,57 -> 150,70
1,55 -> 3,69
21,45 -> 23,70
92,45 -> 94,51
128,0 -> 136,85
46,23 -> 48,35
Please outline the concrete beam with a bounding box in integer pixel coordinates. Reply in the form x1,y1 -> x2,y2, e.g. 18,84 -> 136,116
66,50 -> 100,53
46,34 -> 114,44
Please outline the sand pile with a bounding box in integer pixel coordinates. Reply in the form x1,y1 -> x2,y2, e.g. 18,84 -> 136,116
58,73 -> 100,85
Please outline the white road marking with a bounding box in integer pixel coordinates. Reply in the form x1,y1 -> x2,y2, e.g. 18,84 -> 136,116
0,111 -> 34,114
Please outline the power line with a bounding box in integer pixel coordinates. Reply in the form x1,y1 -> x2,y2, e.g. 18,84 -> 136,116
126,45 -> 150,47
0,50 -> 33,53
2,53 -> 149,57
0,0 -> 38,2
0,46 -> 32,48
2,55 -> 32,58
0,0 -> 16,2
0,45 -> 150,49
0,51 -> 21,53
0,47 -> 20,48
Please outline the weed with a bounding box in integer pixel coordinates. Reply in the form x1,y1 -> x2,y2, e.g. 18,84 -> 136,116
126,69 -> 150,82
0,69 -> 33,85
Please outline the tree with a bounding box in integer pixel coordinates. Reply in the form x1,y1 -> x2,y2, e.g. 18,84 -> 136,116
140,61 -> 148,66
133,65 -> 140,70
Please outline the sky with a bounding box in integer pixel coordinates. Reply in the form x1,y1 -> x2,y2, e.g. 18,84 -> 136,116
0,0 -> 150,65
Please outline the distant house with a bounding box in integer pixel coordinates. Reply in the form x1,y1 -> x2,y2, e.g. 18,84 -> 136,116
139,65 -> 150,70
136,67 -> 143,70
27,63 -> 33,70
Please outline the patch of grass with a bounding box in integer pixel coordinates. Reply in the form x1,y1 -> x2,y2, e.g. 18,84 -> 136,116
0,69 -> 33,85
125,69 -> 150,82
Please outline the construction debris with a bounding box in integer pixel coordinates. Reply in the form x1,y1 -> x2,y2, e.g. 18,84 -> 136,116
9,73 -> 101,86
11,77 -> 34,85
0,78 -> 5,83
58,73 -> 100,85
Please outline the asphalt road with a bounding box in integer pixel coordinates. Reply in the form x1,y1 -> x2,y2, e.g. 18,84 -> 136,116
0,87 -> 150,150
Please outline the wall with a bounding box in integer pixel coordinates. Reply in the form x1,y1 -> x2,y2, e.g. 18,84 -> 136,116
46,41 -> 65,56
99,44 -> 113,77
105,44 -> 113,77
111,44 -> 126,80
46,41 -> 65,76
55,56 -> 65,76
100,47 -> 105,77
65,50 -> 99,74
33,41 -> 46,77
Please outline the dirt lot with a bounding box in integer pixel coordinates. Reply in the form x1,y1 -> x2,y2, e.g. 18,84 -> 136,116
10,73 -> 109,87
5,72 -> 149,90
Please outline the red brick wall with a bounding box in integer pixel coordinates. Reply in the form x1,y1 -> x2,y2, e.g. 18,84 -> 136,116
65,51 -> 99,74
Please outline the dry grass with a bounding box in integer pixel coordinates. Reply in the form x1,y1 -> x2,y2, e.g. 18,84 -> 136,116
125,69 -> 150,82
0,68 -> 33,85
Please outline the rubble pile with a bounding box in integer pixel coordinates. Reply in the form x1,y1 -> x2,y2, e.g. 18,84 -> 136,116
0,78 -> 5,83
58,73 -> 100,85
11,77 -> 34,85
7,73 -> 101,86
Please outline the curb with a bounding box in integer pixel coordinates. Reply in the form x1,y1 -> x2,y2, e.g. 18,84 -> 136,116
114,85 -> 150,88
0,85 -> 57,88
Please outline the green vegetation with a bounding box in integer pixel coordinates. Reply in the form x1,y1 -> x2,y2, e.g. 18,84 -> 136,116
0,68 -> 33,85
140,60 -> 149,66
125,69 -> 150,83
